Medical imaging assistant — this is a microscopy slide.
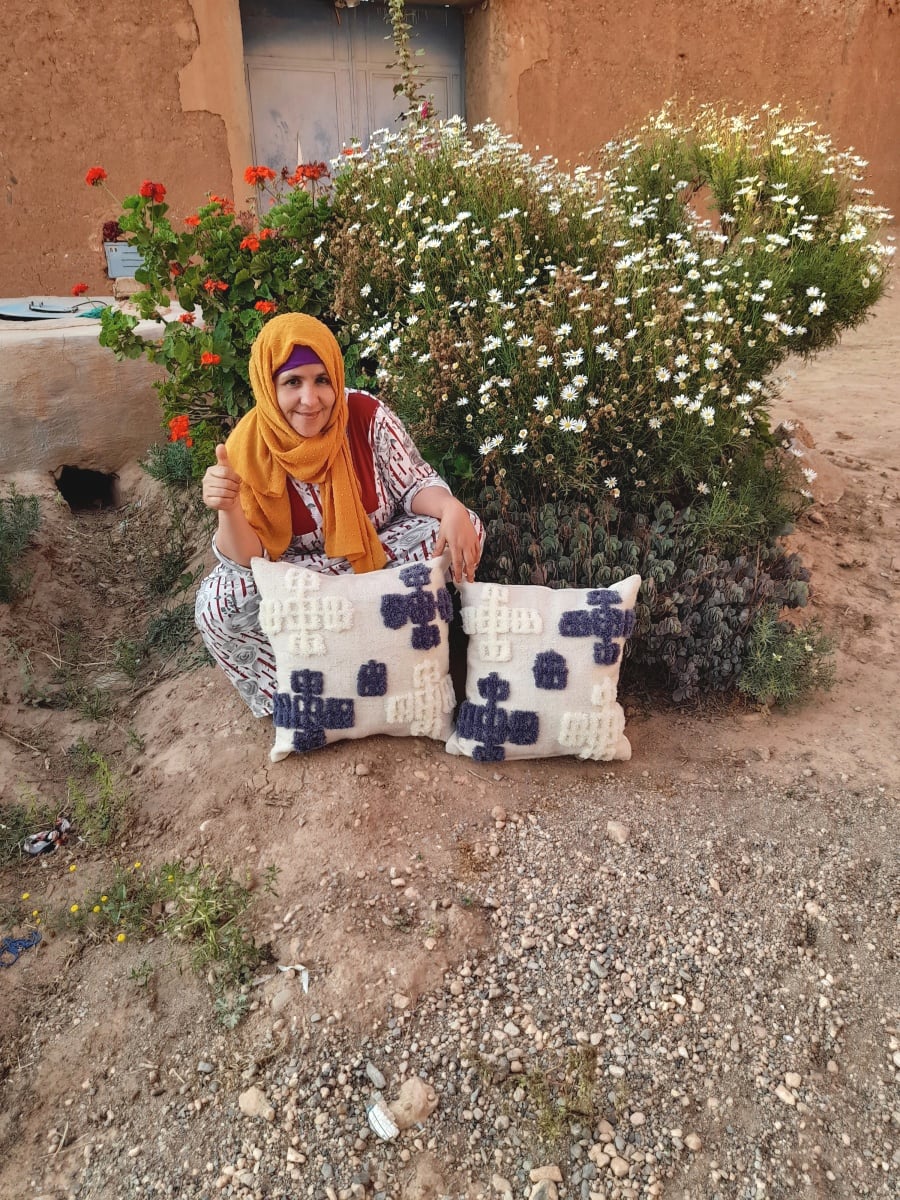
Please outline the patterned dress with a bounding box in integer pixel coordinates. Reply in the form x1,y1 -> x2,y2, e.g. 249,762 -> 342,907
195,390 -> 483,716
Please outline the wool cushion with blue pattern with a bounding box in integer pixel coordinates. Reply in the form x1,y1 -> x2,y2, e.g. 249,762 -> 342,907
252,554 -> 456,762
445,574 -> 641,763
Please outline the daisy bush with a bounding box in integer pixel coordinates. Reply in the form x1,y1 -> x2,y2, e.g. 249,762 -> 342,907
97,163 -> 336,473
329,108 -> 891,520
324,107 -> 891,698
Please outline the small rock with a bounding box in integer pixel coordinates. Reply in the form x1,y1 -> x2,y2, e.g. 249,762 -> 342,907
355,762 -> 370,776
529,1164 -> 563,1183
775,1084 -> 796,1106
684,1133 -> 702,1152
196,1061 -> 215,1074
691,998 -> 705,1014
606,820 -> 630,845
629,1112 -> 646,1127
784,1072 -> 802,1089
365,1062 -> 387,1090
529,1183 -> 558,1200
238,1086 -> 275,1122
388,1076 -> 438,1130
491,1175 -> 513,1197
588,1146 -> 610,1168
392,993 -> 410,1010
610,1156 -> 630,1179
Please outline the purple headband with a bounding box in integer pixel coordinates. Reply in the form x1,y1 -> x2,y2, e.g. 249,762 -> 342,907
274,344 -> 324,377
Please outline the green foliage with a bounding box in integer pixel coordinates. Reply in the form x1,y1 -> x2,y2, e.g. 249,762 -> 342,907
0,487 -> 41,603
330,108 -> 891,516
65,744 -> 129,848
480,494 -> 811,702
739,608 -> 835,705
81,859 -> 270,1004
141,439 -> 195,488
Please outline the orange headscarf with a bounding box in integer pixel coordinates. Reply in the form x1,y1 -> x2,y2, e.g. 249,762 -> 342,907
226,313 -> 387,572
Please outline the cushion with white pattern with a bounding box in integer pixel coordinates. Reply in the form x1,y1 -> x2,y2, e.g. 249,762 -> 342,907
445,574 -> 641,762
252,555 -> 456,762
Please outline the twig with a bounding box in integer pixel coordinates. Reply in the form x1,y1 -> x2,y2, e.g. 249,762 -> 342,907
0,725 -> 42,754
51,1120 -> 69,1156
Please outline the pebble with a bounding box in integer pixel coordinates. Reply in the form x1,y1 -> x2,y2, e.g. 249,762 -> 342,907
775,1084 -> 796,1106
388,1076 -> 438,1130
610,1156 -> 630,1179
365,1062 -> 387,1090
238,1086 -> 275,1122
606,819 -> 630,845
529,1164 -> 563,1183
529,1183 -> 558,1200
784,1072 -> 802,1089
492,1175 -> 513,1196
685,1133 -> 702,1152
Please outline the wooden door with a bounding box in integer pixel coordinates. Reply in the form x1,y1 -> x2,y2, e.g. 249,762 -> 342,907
242,0 -> 464,174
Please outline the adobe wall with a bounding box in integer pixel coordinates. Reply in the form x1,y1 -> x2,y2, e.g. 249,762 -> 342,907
2,0 -> 896,299
0,0 -> 249,296
466,0 -> 900,216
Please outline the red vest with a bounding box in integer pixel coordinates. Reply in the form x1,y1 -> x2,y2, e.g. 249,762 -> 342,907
287,391 -> 380,536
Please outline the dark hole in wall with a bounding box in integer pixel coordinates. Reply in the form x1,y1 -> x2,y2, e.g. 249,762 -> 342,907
54,466 -> 120,511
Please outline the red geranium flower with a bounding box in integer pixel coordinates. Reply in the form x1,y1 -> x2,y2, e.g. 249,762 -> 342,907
258,227 -> 276,240
288,161 -> 330,186
85,166 -> 108,187
71,282 -> 89,296
178,313 -> 195,324
202,279 -> 228,293
169,262 -> 183,278
254,300 -> 276,314
184,214 -> 201,227
138,180 -> 166,203
167,415 -> 192,444
239,234 -> 260,253
244,165 -> 277,186
199,352 -> 221,366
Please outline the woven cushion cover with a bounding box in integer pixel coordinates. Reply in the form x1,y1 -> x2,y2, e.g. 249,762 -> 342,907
445,574 -> 641,763
252,555 -> 456,762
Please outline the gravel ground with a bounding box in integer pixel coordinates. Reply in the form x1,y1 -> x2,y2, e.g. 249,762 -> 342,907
31,770 -> 898,1200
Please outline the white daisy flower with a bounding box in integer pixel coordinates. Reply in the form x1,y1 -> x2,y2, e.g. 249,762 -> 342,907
808,299 -> 827,316
532,395 -> 550,411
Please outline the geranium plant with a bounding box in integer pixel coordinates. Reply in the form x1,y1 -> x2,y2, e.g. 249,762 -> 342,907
95,162 -> 338,471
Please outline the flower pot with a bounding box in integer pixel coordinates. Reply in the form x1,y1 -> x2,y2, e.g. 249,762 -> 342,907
103,241 -> 145,278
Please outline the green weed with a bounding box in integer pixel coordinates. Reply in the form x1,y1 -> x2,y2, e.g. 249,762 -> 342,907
0,486 -> 41,603
739,608 -> 835,705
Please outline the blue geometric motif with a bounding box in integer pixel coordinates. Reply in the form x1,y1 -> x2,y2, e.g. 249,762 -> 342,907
456,671 -> 539,762
533,649 -> 568,690
559,589 -> 635,666
273,669 -> 354,754
357,659 -> 388,697
380,563 -> 454,650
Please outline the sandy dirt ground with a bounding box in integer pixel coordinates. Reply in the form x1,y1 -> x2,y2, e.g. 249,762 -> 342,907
0,282 -> 897,1200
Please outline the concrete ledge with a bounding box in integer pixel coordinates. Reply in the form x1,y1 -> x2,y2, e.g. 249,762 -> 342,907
0,310 -> 168,479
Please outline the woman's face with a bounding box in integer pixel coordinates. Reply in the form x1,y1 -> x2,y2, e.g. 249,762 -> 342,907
274,360 -> 337,438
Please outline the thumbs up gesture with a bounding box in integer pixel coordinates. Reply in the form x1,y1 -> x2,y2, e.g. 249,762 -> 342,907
202,443 -> 242,512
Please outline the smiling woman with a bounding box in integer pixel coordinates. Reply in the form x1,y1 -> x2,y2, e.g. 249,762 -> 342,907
195,312 -> 484,717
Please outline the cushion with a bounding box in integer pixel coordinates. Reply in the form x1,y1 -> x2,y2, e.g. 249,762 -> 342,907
252,554 -> 456,762
445,574 -> 641,763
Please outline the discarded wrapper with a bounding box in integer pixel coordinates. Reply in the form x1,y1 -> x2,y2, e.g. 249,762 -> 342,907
277,962 -> 310,993
366,1095 -> 399,1141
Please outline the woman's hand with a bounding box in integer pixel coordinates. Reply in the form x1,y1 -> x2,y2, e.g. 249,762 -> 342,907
202,444 -> 242,511
202,444 -> 263,567
433,497 -> 481,585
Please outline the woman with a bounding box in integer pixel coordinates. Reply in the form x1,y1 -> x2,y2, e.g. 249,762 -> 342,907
195,312 -> 484,716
